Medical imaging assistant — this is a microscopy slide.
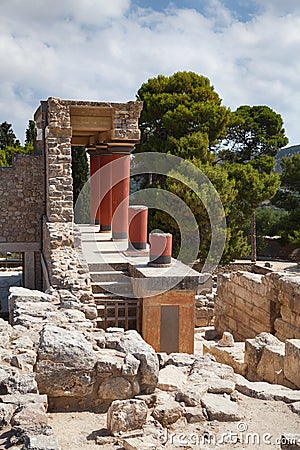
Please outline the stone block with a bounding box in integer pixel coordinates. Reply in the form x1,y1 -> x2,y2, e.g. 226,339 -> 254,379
185,406 -> 206,423
35,325 -> 96,397
157,365 -> 187,392
23,434 -> 61,450
107,399 -> 148,436
257,341 -> 285,385
152,397 -> 184,426
284,339 -> 300,388
203,341 -> 247,376
235,374 -> 300,403
201,393 -> 243,422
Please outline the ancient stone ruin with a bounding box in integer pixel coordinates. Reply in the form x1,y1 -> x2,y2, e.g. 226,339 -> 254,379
0,98 -> 299,449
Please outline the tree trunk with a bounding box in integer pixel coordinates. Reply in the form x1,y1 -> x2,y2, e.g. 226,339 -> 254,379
251,212 -> 257,263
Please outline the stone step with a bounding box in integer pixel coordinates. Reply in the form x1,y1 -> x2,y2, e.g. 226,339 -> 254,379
88,262 -> 128,272
91,281 -> 133,295
90,270 -> 130,283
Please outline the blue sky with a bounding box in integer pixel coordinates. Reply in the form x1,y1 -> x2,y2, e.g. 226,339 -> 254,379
0,0 -> 300,145
133,0 -> 257,21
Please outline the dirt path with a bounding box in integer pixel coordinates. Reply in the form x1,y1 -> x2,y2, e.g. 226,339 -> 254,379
49,393 -> 300,450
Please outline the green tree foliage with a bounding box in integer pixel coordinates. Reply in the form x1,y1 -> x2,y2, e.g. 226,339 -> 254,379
71,146 -> 89,223
220,105 -> 288,163
0,121 -> 34,167
254,206 -> 288,237
25,120 -> 37,150
135,72 -> 288,262
219,105 -> 287,260
0,122 -> 19,150
272,154 -> 300,244
136,71 -> 230,158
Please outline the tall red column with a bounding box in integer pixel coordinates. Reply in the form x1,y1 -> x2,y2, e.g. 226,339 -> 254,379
128,206 -> 148,250
88,149 -> 101,225
110,147 -> 132,241
99,152 -> 113,232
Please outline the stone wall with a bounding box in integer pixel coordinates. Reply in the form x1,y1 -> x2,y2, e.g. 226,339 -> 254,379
7,286 -> 159,413
42,218 -> 94,308
0,155 -> 44,244
215,271 -> 300,342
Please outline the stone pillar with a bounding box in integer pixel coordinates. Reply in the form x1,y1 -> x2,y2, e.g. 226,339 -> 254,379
88,149 -> 101,225
45,98 -> 73,223
128,206 -> 148,250
149,232 -> 172,266
99,151 -> 113,232
110,146 -> 133,241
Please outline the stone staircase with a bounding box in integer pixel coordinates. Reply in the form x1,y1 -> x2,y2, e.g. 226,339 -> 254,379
88,262 -> 142,331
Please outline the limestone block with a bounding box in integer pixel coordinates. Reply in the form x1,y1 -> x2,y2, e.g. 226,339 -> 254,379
191,355 -> 235,382
257,341 -> 285,385
203,341 -> 247,376
0,393 -> 48,409
122,353 -> 141,377
122,437 -> 157,450
245,332 -> 283,381
201,393 -> 243,422
284,339 -> 300,388
35,325 -> 96,397
185,406 -> 206,423
11,403 -> 47,428
82,305 -> 98,320
235,374 -> 300,403
23,434 -> 61,450
117,330 -> 159,394
175,382 -> 208,406
152,397 -> 184,426
0,372 -> 38,395
107,399 -> 148,436
165,353 -> 195,368
95,349 -> 124,376
158,365 -> 187,392
98,377 -> 133,402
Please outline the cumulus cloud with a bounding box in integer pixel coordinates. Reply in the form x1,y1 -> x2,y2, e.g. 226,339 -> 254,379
0,0 -> 299,145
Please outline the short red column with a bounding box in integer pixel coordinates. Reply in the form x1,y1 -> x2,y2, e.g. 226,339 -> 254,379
128,206 -> 148,250
149,232 -> 172,266
89,150 -> 101,225
111,151 -> 131,241
99,153 -> 113,232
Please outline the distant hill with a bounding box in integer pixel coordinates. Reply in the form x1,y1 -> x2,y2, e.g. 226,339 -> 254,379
275,144 -> 300,172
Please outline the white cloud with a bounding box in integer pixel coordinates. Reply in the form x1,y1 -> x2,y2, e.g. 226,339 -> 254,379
0,0 -> 299,146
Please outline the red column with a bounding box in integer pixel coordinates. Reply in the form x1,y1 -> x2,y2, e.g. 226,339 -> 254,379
128,206 -> 148,250
149,232 -> 172,266
111,150 -> 131,241
99,153 -> 113,232
89,150 -> 101,225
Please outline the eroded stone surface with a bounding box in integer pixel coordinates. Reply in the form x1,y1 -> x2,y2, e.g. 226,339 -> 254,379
107,399 -> 148,436
201,393 -> 243,422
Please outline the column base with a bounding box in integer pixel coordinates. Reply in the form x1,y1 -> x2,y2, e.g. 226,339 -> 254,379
129,242 -> 147,250
148,255 -> 172,266
112,231 -> 128,241
100,224 -> 112,232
